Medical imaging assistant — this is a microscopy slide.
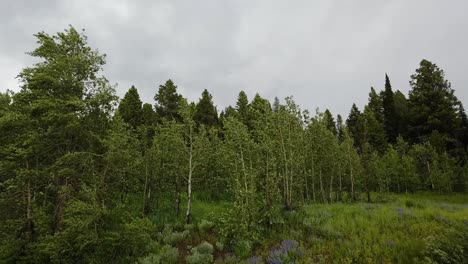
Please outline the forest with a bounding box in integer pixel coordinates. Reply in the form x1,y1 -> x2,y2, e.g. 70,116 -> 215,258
1,27 -> 467,264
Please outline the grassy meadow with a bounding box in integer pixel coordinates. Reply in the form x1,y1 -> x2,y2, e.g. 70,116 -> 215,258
146,193 -> 468,263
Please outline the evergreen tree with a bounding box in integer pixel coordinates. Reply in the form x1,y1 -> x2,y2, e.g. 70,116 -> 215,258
324,109 -> 338,136
458,104 -> 468,153
193,89 -> 219,128
363,106 -> 387,153
368,86 -> 384,123
141,103 -> 157,126
346,104 -> 366,152
394,90 -> 409,139
117,85 -> 143,128
408,59 -> 460,150
1,26 -> 118,262
382,74 -> 397,143
236,90 -> 249,124
336,114 -> 344,142
154,79 -> 183,122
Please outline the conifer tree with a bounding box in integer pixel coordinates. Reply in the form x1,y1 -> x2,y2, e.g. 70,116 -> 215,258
336,114 -> 344,142
346,104 -> 366,152
394,90 -> 409,139
368,87 -> 384,123
324,109 -> 338,136
363,106 -> 387,153
408,60 -> 461,149
193,89 -> 219,128
382,74 -> 397,143
154,79 -> 183,122
236,90 -> 249,124
117,85 -> 143,128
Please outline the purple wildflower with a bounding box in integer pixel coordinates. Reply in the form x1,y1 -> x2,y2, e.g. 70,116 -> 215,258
396,207 -> 404,215
266,240 -> 304,264
246,256 -> 263,264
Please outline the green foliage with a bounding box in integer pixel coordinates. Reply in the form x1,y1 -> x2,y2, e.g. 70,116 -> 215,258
408,60 -> 462,150
154,79 -> 183,122
198,219 -> 215,233
2,26 -> 468,263
138,245 -> 179,264
233,240 -> 253,259
382,74 -> 398,143
158,225 -> 189,246
186,241 -> 214,264
194,89 -> 219,128
117,85 -> 143,128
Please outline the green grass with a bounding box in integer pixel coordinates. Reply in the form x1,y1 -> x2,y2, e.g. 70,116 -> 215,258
298,193 -> 468,263
149,193 -> 468,263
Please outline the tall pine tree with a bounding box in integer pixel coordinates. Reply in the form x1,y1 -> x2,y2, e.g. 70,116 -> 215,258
193,89 -> 219,128
117,85 -> 143,128
154,79 -> 183,122
382,74 -> 397,143
408,59 -> 461,151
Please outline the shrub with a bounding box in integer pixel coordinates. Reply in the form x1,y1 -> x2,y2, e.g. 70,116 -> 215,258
186,252 -> 213,264
137,245 -> 179,264
138,253 -> 161,264
195,241 -> 214,255
217,253 -> 241,264
216,241 -> 224,251
158,225 -> 189,246
159,245 -> 179,263
234,240 -> 253,259
199,219 -> 215,233
186,241 -> 214,264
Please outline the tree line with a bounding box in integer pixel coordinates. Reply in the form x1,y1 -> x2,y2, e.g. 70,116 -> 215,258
0,26 -> 467,263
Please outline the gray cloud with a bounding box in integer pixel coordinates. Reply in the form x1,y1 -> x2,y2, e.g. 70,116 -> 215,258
1,0 -> 468,117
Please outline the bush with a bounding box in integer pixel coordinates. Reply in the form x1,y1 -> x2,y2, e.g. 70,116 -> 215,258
159,245 -> 179,263
138,253 -> 161,264
234,240 -> 253,259
199,219 -> 215,233
216,254 -> 240,264
216,241 -> 224,251
186,241 -> 214,264
194,241 -> 214,255
138,245 -> 178,264
186,252 -> 213,264
158,225 -> 189,246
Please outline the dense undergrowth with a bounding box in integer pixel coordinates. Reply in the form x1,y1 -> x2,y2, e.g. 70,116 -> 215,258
134,193 -> 468,263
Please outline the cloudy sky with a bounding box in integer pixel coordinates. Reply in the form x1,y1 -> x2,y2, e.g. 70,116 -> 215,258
1,0 -> 467,116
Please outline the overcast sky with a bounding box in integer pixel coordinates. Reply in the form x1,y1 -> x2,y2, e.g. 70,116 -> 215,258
1,0 -> 467,116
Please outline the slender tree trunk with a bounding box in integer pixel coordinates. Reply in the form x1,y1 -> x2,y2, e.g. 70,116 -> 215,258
304,169 -> 309,201
185,131 -> 193,224
426,161 -> 435,190
54,176 -> 67,232
239,147 -> 249,206
175,178 -> 181,216
26,179 -> 34,241
311,158 -> 316,202
348,146 -> 355,201
329,173 -> 334,203
279,129 -> 290,209
143,157 -> 149,215
319,167 -> 326,203
338,172 -> 343,202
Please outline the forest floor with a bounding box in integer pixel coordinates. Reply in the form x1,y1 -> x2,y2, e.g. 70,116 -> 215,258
153,193 -> 468,263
